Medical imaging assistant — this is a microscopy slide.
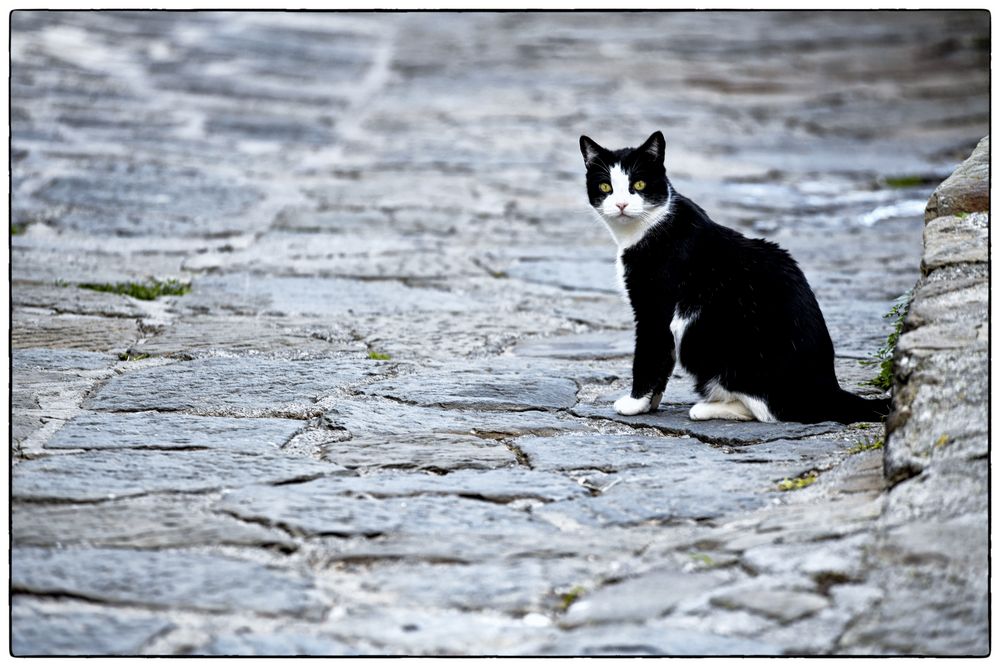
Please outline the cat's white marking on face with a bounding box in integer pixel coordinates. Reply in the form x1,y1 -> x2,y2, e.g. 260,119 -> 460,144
614,393 -> 653,416
689,400 -> 754,421
670,307 -> 696,373
592,163 -> 672,251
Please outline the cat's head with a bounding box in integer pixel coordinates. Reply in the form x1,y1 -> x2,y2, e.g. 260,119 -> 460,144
579,131 -> 670,223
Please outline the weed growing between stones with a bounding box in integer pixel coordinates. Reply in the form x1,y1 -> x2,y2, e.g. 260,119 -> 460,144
883,175 -> 934,188
11,223 -> 26,235
79,278 -> 191,301
848,437 -> 884,455
558,585 -> 587,612
861,292 -> 911,391
367,351 -> 392,360
777,471 -> 818,491
118,352 -> 151,362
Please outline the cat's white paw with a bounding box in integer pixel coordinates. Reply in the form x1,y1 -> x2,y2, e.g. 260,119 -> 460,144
614,394 -> 652,416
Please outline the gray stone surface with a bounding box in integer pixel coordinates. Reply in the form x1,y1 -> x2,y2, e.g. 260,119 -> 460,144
12,494 -> 298,550
10,10 -> 988,656
13,449 -> 339,502
12,600 -> 175,656
12,547 -> 328,618
84,357 -> 379,418
321,434 -> 517,472
47,411 -> 304,450
363,366 -> 580,411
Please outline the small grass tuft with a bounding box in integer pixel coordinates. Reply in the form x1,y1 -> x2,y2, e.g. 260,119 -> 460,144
883,175 -> 929,188
777,471 -> 818,492
848,437 -> 884,455
690,553 -> 716,568
11,223 -> 27,235
79,278 -> 191,301
558,585 -> 586,612
118,352 -> 150,362
861,292 -> 911,391
934,434 -> 950,448
367,350 -> 392,361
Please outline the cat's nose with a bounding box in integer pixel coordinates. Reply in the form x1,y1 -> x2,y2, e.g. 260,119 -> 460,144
616,202 -> 628,212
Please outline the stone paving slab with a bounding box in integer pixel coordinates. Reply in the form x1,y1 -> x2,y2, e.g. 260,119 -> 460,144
46,411 -> 304,451
12,599 -> 176,656
12,547 -> 328,619
363,367 -> 580,411
129,315 -> 362,360
84,357 -> 381,418
12,494 -> 297,551
320,434 -> 517,472
12,449 -> 341,502
215,484 -> 552,538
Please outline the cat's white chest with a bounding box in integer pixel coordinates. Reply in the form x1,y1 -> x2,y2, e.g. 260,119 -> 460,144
670,307 -> 696,373
615,254 -> 629,302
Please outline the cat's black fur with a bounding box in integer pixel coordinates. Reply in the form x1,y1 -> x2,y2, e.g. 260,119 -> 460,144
580,131 -> 891,424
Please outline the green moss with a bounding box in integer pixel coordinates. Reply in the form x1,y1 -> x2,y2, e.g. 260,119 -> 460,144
848,437 -> 884,455
934,434 -> 950,448
367,350 -> 392,361
11,223 -> 27,235
861,293 -> 911,391
883,175 -> 929,188
690,553 -> 716,568
777,471 -> 818,492
558,585 -> 586,611
118,352 -> 150,362
79,278 -> 190,301
955,211 -> 970,219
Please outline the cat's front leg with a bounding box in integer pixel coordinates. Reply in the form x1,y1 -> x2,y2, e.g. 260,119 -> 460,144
615,321 -> 673,416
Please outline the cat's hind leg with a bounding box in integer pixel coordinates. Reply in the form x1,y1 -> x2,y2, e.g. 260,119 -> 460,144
689,400 -> 754,421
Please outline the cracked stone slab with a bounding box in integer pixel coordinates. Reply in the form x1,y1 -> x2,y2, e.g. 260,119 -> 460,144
194,632 -> 359,656
363,366 -> 579,411
32,159 -> 265,237
13,347 -> 118,372
323,397 -> 586,439
178,274 -> 477,317
511,331 -> 633,360
341,558 -> 596,616
525,620 -> 782,656
563,567 -> 731,628
321,433 -> 517,472
13,282 -> 147,318
13,449 -> 340,502
12,494 -> 298,550
13,310 -> 141,352
12,598 -> 175,656
46,411 -> 304,451
711,586 -> 829,623
84,356 -> 380,417
215,481 -> 556,537
130,315 -> 363,360
921,212 -> 988,273
12,547 -> 327,619
572,401 -> 844,445
505,257 -> 617,293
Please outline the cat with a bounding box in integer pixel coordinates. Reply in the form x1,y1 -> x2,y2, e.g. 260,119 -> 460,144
580,130 -> 891,424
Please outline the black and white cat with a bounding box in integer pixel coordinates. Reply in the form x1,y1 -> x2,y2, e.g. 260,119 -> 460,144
580,131 -> 891,424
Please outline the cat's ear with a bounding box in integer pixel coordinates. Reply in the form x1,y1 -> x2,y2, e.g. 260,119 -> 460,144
639,131 -> 666,164
580,135 -> 605,166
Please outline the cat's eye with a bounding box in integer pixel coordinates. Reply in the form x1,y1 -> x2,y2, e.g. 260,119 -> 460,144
599,183 -> 612,193
633,180 -> 646,191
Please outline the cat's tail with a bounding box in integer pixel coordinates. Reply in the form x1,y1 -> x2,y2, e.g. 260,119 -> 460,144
824,388 -> 892,424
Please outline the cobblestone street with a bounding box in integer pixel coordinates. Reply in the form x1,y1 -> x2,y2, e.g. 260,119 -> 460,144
10,11 -> 989,655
